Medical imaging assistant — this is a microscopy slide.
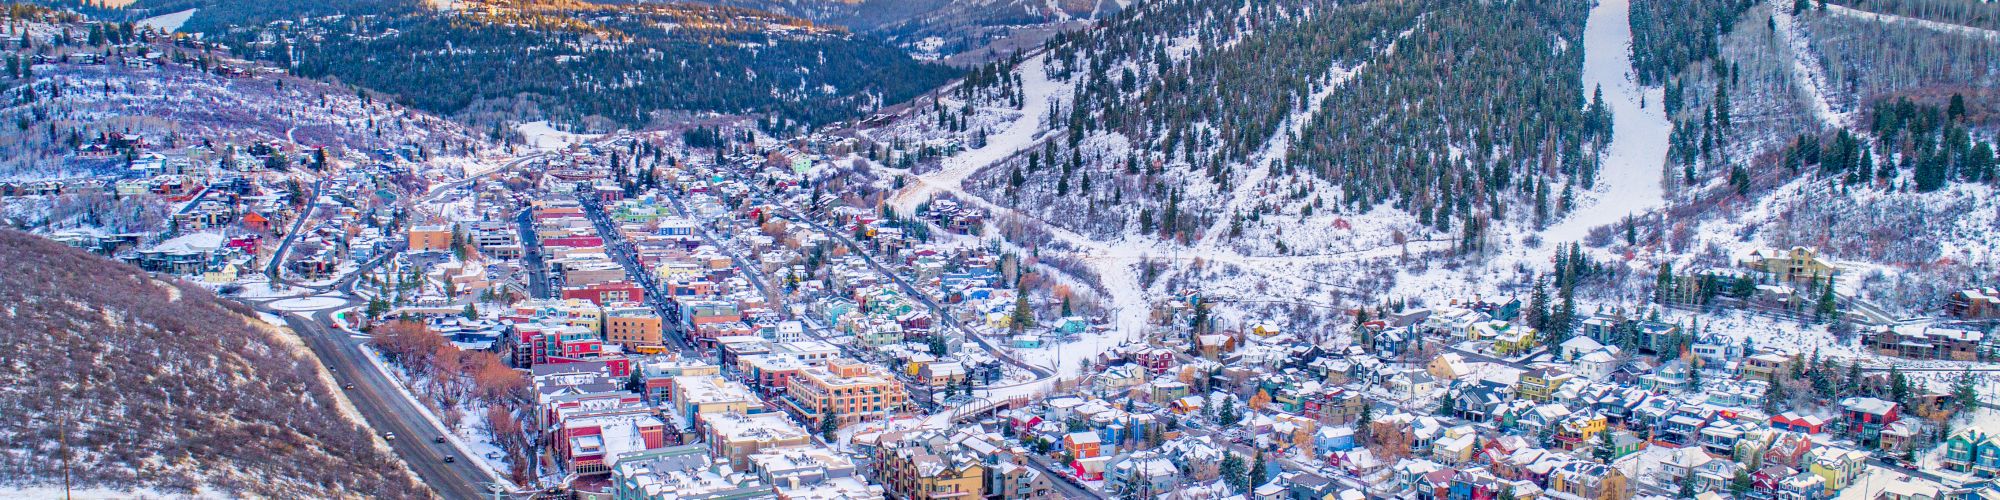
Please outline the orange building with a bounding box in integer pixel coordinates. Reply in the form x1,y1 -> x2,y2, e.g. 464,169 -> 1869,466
782,357 -> 907,427
408,224 -> 453,252
604,305 -> 666,354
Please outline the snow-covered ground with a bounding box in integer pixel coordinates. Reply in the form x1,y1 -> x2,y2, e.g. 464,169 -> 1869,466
0,485 -> 222,500
268,295 -> 347,311
357,345 -> 517,487
889,53 -> 1066,213
1822,2 -> 2000,42
137,8 -> 196,33
516,121 -> 600,151
1771,0 -> 1854,128
1542,0 -> 1669,244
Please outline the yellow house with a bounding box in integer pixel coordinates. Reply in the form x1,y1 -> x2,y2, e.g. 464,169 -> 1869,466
1468,321 -> 1537,356
1517,368 -> 1568,403
203,263 -> 239,284
1556,414 -> 1608,451
1741,246 -> 1837,283
985,311 -> 1012,330
1427,353 -> 1470,380
1251,322 -> 1283,337
1809,447 -> 1869,493
1432,426 -> 1480,464
1491,325 -> 1538,356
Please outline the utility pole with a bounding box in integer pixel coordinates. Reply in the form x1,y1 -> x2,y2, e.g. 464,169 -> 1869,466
59,411 -> 71,500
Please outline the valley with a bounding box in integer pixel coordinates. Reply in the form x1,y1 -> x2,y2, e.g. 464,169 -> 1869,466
3,0 -> 2000,499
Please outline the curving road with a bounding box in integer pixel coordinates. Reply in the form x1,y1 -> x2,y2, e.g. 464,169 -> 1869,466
242,156 -> 551,499
245,296 -> 508,500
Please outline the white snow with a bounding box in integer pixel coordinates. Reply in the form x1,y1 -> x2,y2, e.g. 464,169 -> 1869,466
890,53 -> 1066,213
268,296 -> 346,311
1195,62 -> 1363,251
358,345 -> 516,487
0,485 -> 220,500
1770,0 -> 1853,128
1822,3 -> 2000,42
1542,0 -> 1669,244
516,121 -> 600,151
137,9 -> 196,33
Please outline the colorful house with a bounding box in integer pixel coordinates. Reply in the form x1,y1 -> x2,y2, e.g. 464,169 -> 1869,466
1064,431 -> 1103,460
1808,447 -> 1869,493
1943,428 -> 2000,478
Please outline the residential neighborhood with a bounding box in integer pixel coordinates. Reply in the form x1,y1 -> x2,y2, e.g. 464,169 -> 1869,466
4,3 -> 2000,499
75,122 -> 1987,500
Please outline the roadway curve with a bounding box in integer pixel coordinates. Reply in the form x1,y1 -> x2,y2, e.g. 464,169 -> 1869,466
244,296 -> 508,499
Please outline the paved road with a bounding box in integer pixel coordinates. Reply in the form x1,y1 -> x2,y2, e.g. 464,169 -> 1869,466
514,208 -> 552,299
420,153 -> 549,208
577,195 -> 695,353
249,299 -> 506,500
266,178 -> 328,278
1023,450 -> 1103,499
239,156 -> 553,498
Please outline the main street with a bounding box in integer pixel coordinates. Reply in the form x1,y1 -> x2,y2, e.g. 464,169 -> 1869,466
575,193 -> 694,353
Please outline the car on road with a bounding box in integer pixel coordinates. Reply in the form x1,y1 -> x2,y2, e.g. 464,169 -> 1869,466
435,436 -> 448,444
384,432 -> 396,441
442,455 -> 456,463
344,383 -> 355,390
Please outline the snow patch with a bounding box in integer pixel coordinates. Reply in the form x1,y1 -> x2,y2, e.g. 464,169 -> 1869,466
137,9 -> 196,33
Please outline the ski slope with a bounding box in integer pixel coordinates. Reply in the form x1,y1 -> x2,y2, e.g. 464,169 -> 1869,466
1542,0 -> 1669,244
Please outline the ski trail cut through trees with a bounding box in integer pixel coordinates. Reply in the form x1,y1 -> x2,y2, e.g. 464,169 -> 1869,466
1543,0 -> 1671,244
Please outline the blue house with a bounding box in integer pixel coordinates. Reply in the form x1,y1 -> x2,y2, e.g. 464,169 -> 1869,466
1315,425 -> 1356,452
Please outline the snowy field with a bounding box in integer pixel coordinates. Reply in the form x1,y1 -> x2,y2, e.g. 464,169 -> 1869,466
136,9 -> 195,33
516,121 -> 600,151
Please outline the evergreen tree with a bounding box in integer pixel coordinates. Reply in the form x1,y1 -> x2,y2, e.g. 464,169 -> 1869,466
821,411 -> 840,442
1730,470 -> 1754,496
1654,262 -> 1675,304
1250,451 -> 1268,490
1593,431 -> 1618,463
1220,454 -> 1248,492
1219,397 -> 1239,426
1010,280 -> 1034,333
1952,371 -> 1981,414
1889,365 -> 1911,406
1816,277 -> 1840,320
462,303 -> 477,320
1527,276 -> 1550,330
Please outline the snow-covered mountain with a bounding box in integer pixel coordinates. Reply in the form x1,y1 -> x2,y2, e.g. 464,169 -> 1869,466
675,0 -> 1127,61
829,0 -> 2000,331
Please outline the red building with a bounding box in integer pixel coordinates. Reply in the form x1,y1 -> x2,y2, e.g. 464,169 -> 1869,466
548,398 -> 664,475
561,281 -> 645,306
542,235 -> 605,248
1120,345 -> 1176,374
1839,397 -> 1900,444
1769,412 -> 1827,434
